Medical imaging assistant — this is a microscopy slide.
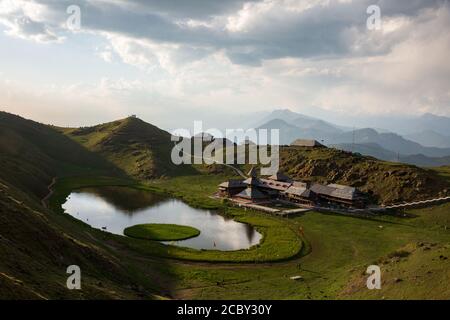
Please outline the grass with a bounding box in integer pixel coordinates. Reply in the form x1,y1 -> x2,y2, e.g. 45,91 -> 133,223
124,224 -> 201,241
3,110 -> 450,299
164,203 -> 450,299
230,146 -> 450,205
49,175 -> 303,263
25,160 -> 450,299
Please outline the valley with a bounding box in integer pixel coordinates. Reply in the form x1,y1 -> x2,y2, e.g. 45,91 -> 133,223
1,111 -> 450,300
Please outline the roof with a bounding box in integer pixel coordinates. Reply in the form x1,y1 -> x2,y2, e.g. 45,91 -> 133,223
248,167 -> 258,177
311,183 -> 360,200
284,185 -> 312,198
290,139 -> 325,147
259,179 -> 292,191
292,181 -> 309,188
243,177 -> 263,187
219,180 -> 246,189
268,171 -> 292,182
235,187 -> 267,200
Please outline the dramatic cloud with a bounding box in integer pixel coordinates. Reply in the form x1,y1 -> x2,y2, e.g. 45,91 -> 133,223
0,0 -> 449,127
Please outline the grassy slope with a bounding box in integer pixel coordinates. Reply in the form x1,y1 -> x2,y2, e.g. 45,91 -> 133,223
0,113 -> 171,299
236,146 -> 450,204
1,112 -> 449,299
166,200 -> 450,300
59,117 -> 197,179
0,112 -> 121,198
49,173 -> 450,299
0,178 -> 166,299
163,169 -> 450,299
50,175 -> 302,263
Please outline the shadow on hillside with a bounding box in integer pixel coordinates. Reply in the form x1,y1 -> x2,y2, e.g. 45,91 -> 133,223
0,112 -> 181,299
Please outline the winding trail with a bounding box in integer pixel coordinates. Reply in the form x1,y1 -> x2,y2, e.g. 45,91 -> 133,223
41,177 -> 57,209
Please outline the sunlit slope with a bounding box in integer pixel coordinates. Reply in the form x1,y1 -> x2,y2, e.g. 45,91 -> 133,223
60,117 -> 196,179
231,145 -> 450,204
0,178 -> 163,299
0,112 -> 119,198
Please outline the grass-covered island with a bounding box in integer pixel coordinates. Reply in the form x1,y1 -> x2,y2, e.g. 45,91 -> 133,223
124,223 -> 201,241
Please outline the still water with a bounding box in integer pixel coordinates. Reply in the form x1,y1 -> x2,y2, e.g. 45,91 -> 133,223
62,187 -> 262,251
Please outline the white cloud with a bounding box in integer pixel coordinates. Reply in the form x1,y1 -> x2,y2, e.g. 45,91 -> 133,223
0,0 -> 449,128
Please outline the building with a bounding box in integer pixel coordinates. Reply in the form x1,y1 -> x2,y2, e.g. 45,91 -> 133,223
234,173 -> 269,202
267,171 -> 292,183
310,183 -> 366,208
218,180 -> 246,197
282,182 -> 316,205
290,139 -> 325,148
233,186 -> 268,202
217,170 -> 367,209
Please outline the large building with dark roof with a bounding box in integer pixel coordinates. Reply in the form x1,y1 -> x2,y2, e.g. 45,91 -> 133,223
217,170 -> 367,208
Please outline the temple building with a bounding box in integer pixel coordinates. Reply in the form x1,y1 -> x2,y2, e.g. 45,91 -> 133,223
217,168 -> 367,209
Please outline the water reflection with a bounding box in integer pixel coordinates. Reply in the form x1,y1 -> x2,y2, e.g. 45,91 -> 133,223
62,187 -> 262,251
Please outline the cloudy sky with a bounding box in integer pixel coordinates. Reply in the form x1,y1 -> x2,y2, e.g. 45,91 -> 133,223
0,0 -> 449,130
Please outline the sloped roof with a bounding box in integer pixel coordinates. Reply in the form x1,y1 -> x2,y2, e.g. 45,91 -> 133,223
219,180 -> 246,189
259,179 -> 292,191
268,171 -> 292,182
311,183 -> 359,200
243,177 -> 263,186
235,187 -> 267,200
284,185 -> 312,198
248,167 -> 258,177
290,139 -> 325,147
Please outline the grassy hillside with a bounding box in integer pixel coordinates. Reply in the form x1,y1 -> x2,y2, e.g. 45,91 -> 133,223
0,112 -> 119,198
334,142 -> 450,167
1,111 -> 449,300
0,113 -> 171,299
0,177 -> 169,299
236,146 -> 450,205
59,117 -> 196,180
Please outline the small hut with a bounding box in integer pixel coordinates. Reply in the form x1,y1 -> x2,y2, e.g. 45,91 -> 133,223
290,139 -> 325,148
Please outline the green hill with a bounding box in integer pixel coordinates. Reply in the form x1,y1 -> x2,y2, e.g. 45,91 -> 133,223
0,112 -> 119,198
239,146 -> 450,205
0,112 -> 170,299
1,111 -> 449,299
59,117 -> 196,179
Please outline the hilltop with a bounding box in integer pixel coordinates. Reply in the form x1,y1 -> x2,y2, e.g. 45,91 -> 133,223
2,111 -> 448,205
59,116 -> 196,179
0,112 -> 119,197
0,112 -> 175,298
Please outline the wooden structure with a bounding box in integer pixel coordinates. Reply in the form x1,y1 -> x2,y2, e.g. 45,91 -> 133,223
290,139 -> 325,148
310,183 -> 366,208
282,182 -> 315,205
217,170 -> 367,209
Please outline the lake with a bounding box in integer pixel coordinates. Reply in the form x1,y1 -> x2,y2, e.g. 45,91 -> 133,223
62,187 -> 262,251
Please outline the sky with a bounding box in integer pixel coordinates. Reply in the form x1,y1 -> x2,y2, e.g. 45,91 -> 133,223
0,0 -> 449,130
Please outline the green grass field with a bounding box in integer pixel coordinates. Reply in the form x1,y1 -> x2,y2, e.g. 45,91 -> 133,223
47,172 -> 450,299
124,224 -> 201,241
49,175 -> 303,263
2,112 -> 449,299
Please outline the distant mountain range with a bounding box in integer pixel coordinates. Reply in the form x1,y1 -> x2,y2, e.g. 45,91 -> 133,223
405,130 -> 450,148
254,109 -> 450,167
334,143 -> 450,167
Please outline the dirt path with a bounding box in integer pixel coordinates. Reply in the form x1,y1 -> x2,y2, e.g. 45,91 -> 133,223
41,177 -> 57,209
